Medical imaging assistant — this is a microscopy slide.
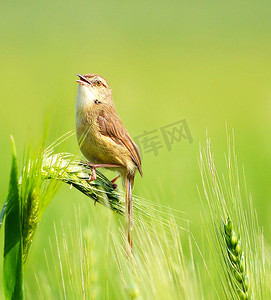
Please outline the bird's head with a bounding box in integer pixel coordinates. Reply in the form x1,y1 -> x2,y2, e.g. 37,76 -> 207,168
76,74 -> 112,111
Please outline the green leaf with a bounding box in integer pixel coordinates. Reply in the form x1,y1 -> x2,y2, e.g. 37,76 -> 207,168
3,136 -> 24,300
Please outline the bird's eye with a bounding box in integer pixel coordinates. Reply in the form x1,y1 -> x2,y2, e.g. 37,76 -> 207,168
96,80 -> 101,86
94,99 -> 101,104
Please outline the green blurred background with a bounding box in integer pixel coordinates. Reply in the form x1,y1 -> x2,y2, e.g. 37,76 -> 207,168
1,0 -> 271,296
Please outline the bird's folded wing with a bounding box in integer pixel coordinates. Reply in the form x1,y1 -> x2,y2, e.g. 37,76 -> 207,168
97,108 -> 143,176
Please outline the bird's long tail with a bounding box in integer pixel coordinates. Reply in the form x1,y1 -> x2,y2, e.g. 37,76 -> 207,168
125,174 -> 134,253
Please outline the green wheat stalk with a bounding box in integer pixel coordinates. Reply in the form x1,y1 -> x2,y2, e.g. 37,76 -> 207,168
20,145 -> 122,262
223,217 -> 249,299
199,132 -> 271,299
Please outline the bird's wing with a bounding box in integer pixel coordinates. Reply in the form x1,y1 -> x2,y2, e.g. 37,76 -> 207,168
97,108 -> 142,176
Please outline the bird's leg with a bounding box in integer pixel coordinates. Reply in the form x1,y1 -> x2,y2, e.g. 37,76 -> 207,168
90,166 -> 97,181
111,175 -> 121,183
111,175 -> 121,189
86,162 -> 121,168
87,162 -> 121,183
79,161 -> 122,182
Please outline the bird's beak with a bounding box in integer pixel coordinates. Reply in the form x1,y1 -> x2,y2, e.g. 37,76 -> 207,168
76,74 -> 92,86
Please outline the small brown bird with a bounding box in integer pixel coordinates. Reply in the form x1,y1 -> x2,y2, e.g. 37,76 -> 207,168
75,73 -> 142,250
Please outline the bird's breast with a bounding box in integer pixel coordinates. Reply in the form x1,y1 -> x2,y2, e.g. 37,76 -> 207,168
76,118 -> 136,175
76,117 -> 98,162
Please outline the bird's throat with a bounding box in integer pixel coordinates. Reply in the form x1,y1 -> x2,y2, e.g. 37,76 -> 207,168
76,85 -> 96,116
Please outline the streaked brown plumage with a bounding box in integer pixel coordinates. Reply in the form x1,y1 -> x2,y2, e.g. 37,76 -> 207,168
75,73 -> 142,251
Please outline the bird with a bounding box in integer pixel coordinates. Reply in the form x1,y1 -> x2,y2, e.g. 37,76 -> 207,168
75,73 -> 142,251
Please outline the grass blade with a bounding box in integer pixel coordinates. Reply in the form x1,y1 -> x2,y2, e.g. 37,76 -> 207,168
3,136 -> 24,299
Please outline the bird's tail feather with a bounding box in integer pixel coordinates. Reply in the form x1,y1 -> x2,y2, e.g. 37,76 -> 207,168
125,174 -> 134,252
